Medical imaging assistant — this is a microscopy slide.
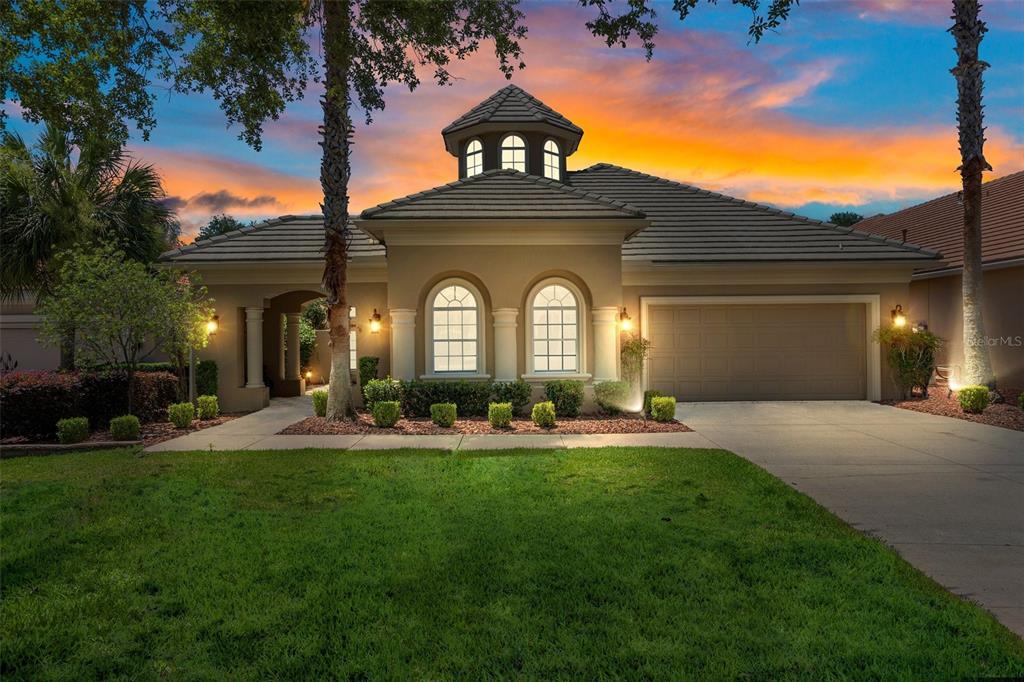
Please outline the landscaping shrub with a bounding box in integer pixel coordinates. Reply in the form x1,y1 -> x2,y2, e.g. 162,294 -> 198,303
56,417 -> 89,444
531,401 -> 556,429
873,327 -> 941,399
364,377 -> 403,410
544,380 -> 584,417
957,386 -> 989,414
400,380 -> 493,417
312,389 -> 328,417
493,379 -> 532,415
594,380 -> 631,415
197,395 -> 219,420
372,401 -> 401,427
358,356 -> 380,392
643,390 -> 663,417
488,402 -> 513,428
1019,392 -> 1024,411
168,402 -> 195,429
196,360 -> 218,397
430,402 -> 457,427
79,370 -> 179,425
109,415 -> 140,441
650,396 -> 677,423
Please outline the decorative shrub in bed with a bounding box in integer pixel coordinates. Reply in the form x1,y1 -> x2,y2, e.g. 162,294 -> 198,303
957,386 -> 990,414
544,380 -> 584,417
650,396 -> 677,423
110,415 -> 140,441
643,390 -> 663,418
56,417 -> 89,444
400,380 -> 493,417
168,402 -> 195,429
594,380 -> 631,415
364,377 -> 403,410
197,395 -> 219,420
488,402 -> 513,428
531,401 -> 556,429
196,360 -> 218,397
1019,392 -> 1024,410
312,389 -> 328,417
493,380 -> 532,415
358,356 -> 380,394
372,401 -> 401,427
430,403 -> 457,427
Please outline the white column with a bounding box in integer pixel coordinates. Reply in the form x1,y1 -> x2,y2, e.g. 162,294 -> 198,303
592,306 -> 619,382
493,308 -> 518,381
285,312 -> 301,380
390,308 -> 416,380
245,307 -> 264,388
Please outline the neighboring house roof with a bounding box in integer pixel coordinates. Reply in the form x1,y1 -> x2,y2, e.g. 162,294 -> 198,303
359,169 -> 645,221
159,215 -> 384,263
442,84 -> 583,139
854,171 -> 1024,273
569,164 -> 942,264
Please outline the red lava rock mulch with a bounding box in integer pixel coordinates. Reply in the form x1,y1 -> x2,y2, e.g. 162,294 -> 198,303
0,414 -> 242,449
882,386 -> 1024,432
281,412 -> 690,436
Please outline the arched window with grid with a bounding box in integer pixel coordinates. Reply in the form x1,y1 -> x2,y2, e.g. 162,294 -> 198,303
500,134 -> 526,172
531,283 -> 579,372
543,140 -> 561,180
464,139 -> 483,177
431,283 -> 480,373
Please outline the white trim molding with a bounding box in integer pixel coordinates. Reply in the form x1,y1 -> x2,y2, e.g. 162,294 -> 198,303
639,294 -> 882,402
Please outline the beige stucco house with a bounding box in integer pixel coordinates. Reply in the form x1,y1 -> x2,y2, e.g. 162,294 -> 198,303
2,85 -> 945,413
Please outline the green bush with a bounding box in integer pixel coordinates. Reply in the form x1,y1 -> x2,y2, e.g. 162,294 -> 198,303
1018,392 -> 1024,410
531,401 -> 556,429
400,380 -> 493,417
873,327 -> 942,399
109,415 -> 140,440
363,377 -> 403,410
196,360 -> 218,397
312,389 -> 328,417
56,416 -> 89,444
643,390 -> 663,417
544,380 -> 584,417
957,386 -> 989,414
372,400 -> 401,428
430,402 -> 457,427
168,402 -> 195,428
197,395 -> 219,420
650,396 -> 677,423
488,402 -> 513,428
358,356 -> 380,390
494,379 -> 532,415
298,317 -> 317,369
594,380 -> 631,415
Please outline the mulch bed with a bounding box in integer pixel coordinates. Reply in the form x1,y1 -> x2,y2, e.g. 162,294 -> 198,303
882,386 -> 1024,432
281,412 -> 691,436
0,414 -> 242,449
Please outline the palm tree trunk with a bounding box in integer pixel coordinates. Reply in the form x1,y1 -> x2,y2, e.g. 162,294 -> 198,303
321,0 -> 356,420
951,0 -> 995,389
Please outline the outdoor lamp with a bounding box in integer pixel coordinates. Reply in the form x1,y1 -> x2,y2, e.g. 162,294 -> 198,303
891,305 -> 907,328
618,307 -> 632,331
369,309 -> 382,333
305,370 -> 313,381
205,315 -> 219,336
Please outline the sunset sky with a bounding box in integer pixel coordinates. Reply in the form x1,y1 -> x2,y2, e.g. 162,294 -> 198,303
5,0 -> 1023,241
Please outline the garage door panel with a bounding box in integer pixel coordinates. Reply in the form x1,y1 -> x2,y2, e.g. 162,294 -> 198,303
647,302 -> 866,401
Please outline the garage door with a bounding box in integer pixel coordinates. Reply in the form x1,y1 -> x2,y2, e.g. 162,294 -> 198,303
646,303 -> 867,401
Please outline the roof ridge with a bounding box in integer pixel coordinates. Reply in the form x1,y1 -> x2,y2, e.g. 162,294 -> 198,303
857,169 -> 1024,225
573,163 -> 941,258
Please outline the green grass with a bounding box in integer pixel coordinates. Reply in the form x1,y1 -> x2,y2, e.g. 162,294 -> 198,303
2,447 -> 1021,680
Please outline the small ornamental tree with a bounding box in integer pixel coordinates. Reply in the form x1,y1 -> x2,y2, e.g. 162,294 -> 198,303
38,247 -> 213,413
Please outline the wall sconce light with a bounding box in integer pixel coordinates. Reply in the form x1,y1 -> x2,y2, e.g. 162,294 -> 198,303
205,315 -> 219,336
305,370 -> 313,381
618,307 -> 633,331
890,304 -> 907,328
369,309 -> 382,333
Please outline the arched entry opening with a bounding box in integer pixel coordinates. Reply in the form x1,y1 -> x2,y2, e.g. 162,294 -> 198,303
264,290 -> 326,397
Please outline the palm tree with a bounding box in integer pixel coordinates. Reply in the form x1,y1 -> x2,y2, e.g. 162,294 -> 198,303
950,0 -> 996,391
0,124 -> 180,368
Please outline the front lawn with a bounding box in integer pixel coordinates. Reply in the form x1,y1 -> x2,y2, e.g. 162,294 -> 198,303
2,447 -> 1021,679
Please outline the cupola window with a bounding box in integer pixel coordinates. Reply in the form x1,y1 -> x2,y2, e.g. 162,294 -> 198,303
465,139 -> 483,177
500,134 -> 526,173
543,140 -> 561,180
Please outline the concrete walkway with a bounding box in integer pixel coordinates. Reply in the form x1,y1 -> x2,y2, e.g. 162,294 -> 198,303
145,396 -> 716,453
680,400 -> 1024,637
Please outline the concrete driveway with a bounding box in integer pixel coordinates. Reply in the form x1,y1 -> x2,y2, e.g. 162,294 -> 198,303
680,401 -> 1024,637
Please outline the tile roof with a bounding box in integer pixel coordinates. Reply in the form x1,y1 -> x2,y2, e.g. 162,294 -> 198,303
854,171 -> 1024,273
359,169 -> 645,221
568,164 -> 942,264
159,215 -> 384,263
441,84 -> 583,138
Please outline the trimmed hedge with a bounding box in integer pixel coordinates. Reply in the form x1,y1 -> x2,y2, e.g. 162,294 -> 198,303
372,401 -> 401,427
594,380 -> 631,415
196,360 -> 217,397
488,402 -> 513,428
364,377 -> 403,411
358,356 -> 380,391
401,380 -> 493,417
430,402 -> 457,427
494,380 -> 532,415
197,395 -> 219,420
57,417 -> 89,444
0,370 -> 178,438
958,385 -> 989,414
544,380 -> 584,418
110,415 -> 140,441
168,402 -> 195,429
650,396 -> 677,423
531,401 -> 556,429
643,390 -> 663,417
312,389 -> 328,417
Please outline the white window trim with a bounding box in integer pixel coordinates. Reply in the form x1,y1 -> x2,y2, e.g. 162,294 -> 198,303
464,138 -> 483,177
423,278 -> 489,379
542,138 -> 561,181
499,132 -> 527,173
638,294 -> 882,402
523,278 -> 589,380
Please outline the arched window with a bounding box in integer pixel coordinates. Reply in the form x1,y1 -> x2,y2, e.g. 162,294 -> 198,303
530,281 -> 580,373
543,140 -> 561,181
430,281 -> 482,374
500,134 -> 526,172
465,139 -> 483,177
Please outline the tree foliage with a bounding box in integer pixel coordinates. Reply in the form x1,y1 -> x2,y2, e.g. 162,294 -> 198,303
829,211 -> 864,227
196,214 -> 252,241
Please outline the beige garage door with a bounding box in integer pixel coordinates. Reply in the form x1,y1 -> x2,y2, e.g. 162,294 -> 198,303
647,303 -> 867,401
